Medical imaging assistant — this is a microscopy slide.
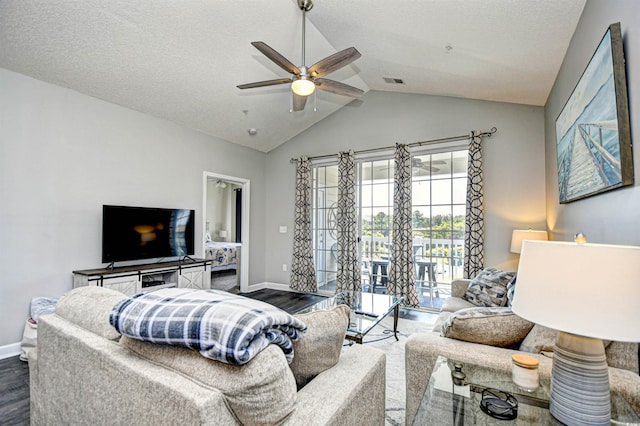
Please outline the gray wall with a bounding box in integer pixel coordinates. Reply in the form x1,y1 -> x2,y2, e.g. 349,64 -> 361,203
0,69 -> 266,348
264,91 -> 547,285
544,0 -> 640,244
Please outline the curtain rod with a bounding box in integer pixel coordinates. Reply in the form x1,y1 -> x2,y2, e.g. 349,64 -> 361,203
289,127 -> 497,163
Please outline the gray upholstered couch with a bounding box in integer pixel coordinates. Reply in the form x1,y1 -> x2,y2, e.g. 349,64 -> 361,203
29,287 -> 386,426
405,278 -> 640,425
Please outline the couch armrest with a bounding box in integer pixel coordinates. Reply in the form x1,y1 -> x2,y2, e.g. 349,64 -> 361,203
451,279 -> 471,298
404,332 -> 552,426
284,344 -> 386,426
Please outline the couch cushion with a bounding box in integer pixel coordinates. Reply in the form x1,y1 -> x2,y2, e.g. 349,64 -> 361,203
441,296 -> 476,313
121,337 -> 297,425
462,268 -> 516,307
55,286 -> 127,340
290,305 -> 350,389
442,306 -> 534,348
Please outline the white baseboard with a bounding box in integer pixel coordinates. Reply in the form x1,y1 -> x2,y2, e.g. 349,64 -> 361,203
264,282 -> 295,292
0,342 -> 21,360
243,282 -> 295,293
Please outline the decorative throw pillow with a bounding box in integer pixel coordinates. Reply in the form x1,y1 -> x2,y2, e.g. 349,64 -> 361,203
605,341 -> 639,374
463,268 -> 516,307
289,305 -> 350,389
519,324 -> 558,353
506,275 -> 517,307
442,306 -> 534,348
521,325 -> 629,370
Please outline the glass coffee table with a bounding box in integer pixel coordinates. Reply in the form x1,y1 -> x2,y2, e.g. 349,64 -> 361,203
413,355 -> 640,425
296,291 -> 404,344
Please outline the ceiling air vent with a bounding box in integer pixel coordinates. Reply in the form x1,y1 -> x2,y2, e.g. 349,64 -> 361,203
383,77 -> 405,84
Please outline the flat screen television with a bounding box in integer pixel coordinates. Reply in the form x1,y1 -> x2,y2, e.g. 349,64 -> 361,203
102,205 -> 195,264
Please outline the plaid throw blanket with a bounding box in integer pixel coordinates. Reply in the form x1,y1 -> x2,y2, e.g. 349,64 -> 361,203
109,288 -> 307,365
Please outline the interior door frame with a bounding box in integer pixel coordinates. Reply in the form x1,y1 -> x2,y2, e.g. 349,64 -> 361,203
202,171 -> 250,293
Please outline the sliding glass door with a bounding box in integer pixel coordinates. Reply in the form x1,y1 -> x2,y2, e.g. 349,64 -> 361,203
311,148 -> 469,309
312,165 -> 339,292
411,150 -> 468,308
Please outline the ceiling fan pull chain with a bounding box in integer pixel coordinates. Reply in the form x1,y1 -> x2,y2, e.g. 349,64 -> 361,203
314,90 -> 317,112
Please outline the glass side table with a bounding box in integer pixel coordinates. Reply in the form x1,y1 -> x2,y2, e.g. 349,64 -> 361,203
413,355 -> 640,425
296,291 -> 404,344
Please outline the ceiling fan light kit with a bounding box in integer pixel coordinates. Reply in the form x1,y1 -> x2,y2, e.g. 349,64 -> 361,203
237,0 -> 363,111
291,74 -> 315,96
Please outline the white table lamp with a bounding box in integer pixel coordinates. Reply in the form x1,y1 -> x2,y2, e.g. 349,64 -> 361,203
511,238 -> 640,425
510,229 -> 548,253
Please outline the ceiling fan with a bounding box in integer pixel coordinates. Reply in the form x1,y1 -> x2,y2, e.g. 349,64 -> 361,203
237,0 -> 363,112
412,158 -> 448,174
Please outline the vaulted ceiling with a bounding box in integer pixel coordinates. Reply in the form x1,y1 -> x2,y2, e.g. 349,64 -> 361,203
0,0 -> 586,152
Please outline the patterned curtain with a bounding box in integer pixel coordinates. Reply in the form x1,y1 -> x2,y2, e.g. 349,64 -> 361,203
290,157 -> 318,292
388,144 -> 420,307
464,131 -> 485,278
336,151 -> 360,292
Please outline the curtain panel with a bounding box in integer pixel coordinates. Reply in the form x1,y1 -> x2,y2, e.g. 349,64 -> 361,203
336,151 -> 361,292
290,157 -> 318,292
388,144 -> 420,307
463,131 -> 485,279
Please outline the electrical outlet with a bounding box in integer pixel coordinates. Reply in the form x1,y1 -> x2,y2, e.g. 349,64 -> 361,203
282,263 -> 287,272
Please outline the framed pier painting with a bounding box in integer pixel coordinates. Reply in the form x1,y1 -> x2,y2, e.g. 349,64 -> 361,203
555,22 -> 633,204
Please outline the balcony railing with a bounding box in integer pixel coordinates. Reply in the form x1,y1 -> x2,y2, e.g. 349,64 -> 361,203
317,235 -> 465,309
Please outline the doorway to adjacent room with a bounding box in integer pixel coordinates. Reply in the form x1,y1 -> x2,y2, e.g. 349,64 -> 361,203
202,171 -> 250,293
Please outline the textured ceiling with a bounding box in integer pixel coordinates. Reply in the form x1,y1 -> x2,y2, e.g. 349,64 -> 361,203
0,0 -> 586,152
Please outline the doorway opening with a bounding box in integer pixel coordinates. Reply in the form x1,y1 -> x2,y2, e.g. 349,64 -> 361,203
203,172 -> 250,293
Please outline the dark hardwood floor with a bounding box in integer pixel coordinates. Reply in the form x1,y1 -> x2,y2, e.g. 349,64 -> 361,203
240,288 -> 327,313
0,355 -> 30,426
0,288 -> 433,425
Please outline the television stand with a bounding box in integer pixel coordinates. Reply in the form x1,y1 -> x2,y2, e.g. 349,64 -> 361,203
73,258 -> 212,296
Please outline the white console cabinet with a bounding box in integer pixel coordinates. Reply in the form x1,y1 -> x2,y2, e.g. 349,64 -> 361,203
73,259 -> 212,297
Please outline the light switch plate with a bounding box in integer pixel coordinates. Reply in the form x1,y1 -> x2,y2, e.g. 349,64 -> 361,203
279,226 -> 287,233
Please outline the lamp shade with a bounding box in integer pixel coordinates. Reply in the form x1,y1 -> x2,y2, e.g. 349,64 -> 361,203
510,229 -> 548,253
219,230 -> 228,239
511,240 -> 640,342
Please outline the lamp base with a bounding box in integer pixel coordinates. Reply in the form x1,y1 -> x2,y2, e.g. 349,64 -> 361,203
550,332 -> 610,426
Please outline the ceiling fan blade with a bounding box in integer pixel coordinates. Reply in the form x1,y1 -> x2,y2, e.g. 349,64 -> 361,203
237,78 -> 291,90
251,41 -> 301,75
315,78 -> 364,98
308,47 -> 361,77
292,93 -> 308,111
